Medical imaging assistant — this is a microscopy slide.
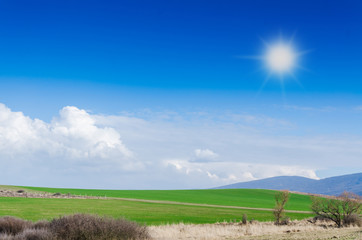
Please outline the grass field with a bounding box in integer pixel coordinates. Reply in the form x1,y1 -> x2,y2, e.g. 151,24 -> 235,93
0,197 -> 312,225
22,187 -> 312,211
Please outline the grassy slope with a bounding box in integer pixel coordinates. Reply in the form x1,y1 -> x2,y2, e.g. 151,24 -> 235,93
22,187 -> 312,211
0,197 -> 312,225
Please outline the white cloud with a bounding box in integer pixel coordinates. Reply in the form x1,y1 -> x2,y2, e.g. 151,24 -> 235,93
193,149 -> 218,162
164,158 -> 319,188
284,105 -> 336,112
0,103 -> 361,189
0,104 -> 135,170
226,114 -> 293,128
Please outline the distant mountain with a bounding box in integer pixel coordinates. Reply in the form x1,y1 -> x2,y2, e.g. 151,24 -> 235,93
214,173 -> 362,196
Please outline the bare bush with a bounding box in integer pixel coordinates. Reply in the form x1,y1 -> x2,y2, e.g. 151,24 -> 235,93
311,191 -> 361,227
249,219 -> 258,224
0,214 -> 149,240
0,217 -> 31,235
280,217 -> 290,225
344,213 -> 362,227
49,214 -> 149,240
32,221 -> 49,230
0,234 -> 13,240
242,214 -> 247,225
273,190 -> 289,225
13,228 -> 54,240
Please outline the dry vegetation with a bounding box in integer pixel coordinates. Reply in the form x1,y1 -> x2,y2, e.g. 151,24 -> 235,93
149,219 -> 362,240
0,216 -> 360,240
0,189 -> 104,200
0,214 -> 149,240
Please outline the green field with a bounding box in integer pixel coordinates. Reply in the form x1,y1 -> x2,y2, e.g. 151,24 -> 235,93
0,186 -> 315,225
0,197 -> 312,225
23,187 -> 312,211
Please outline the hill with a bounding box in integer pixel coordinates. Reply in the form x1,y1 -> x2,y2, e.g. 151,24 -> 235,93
214,172 -> 362,196
22,187 -> 312,211
1,187 -> 313,224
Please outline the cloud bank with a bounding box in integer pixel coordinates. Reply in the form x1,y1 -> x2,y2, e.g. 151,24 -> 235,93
0,103 -> 361,189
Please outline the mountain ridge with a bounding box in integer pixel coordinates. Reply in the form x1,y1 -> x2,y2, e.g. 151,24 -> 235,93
214,172 -> 362,196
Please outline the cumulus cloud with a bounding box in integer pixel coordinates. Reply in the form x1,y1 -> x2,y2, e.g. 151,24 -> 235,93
0,104 -> 135,170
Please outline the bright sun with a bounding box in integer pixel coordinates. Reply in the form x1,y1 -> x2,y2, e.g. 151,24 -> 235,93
242,33 -> 309,95
265,44 -> 296,73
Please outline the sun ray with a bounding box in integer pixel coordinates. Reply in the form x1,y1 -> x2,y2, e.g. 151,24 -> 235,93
280,75 -> 286,102
288,71 -> 304,88
255,72 -> 272,97
295,64 -> 312,73
288,30 -> 297,45
236,55 -> 264,60
296,49 -> 313,57
258,36 -> 270,48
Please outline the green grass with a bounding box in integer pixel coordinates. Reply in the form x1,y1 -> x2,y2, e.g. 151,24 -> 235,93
1,186 -> 314,225
22,187 -> 312,211
0,197 -> 312,225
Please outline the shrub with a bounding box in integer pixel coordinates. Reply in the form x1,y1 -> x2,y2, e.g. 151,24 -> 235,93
344,213 -> 362,227
311,191 -> 361,227
249,219 -> 258,224
242,214 -> 247,225
280,217 -> 290,225
0,233 -> 13,240
13,229 -> 54,240
49,214 -> 149,240
32,221 -> 50,230
273,190 -> 289,225
0,217 -> 31,235
0,214 -> 150,239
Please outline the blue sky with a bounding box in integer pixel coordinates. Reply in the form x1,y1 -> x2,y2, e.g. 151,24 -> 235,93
0,0 -> 361,189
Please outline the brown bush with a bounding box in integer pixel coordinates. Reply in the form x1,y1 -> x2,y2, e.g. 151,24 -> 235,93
0,217 -> 31,235
280,217 -> 290,225
0,233 -> 13,240
32,221 -> 49,230
49,214 -> 149,240
242,214 -> 247,225
249,219 -> 259,224
13,229 -> 54,240
344,214 -> 362,227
